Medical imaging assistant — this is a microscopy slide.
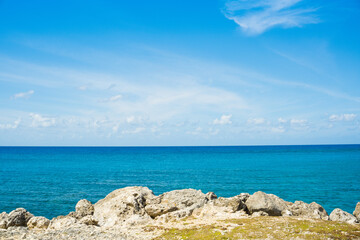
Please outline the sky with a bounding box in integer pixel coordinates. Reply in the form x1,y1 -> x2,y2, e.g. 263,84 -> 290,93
0,0 -> 360,146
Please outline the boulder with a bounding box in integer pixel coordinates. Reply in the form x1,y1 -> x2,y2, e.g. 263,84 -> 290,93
93,186 -> 155,227
212,196 -> 247,213
49,216 -> 77,230
329,208 -> 358,224
353,202 -> 360,220
0,212 -> 8,229
252,211 -> 269,217
245,191 -> 288,216
145,189 -> 209,219
27,216 -> 50,229
78,215 -> 98,226
287,201 -> 329,220
75,199 -> 94,218
238,193 -> 250,203
6,208 -> 33,227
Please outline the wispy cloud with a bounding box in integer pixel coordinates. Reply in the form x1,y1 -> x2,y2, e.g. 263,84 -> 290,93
329,114 -> 357,122
30,113 -> 56,128
213,114 -> 232,125
223,0 -> 319,35
247,118 -> 266,125
0,119 -> 21,129
12,90 -> 34,99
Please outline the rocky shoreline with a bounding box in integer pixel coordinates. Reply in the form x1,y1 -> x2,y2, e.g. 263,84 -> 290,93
1,186 -> 360,239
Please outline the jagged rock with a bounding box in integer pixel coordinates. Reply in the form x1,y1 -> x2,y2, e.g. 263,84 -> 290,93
353,202 -> 360,220
79,215 -> 98,225
205,192 -> 217,201
93,186 -> 155,227
0,212 -> 8,229
76,199 -> 94,218
245,191 -> 288,216
212,196 -> 247,213
27,216 -> 50,229
145,189 -> 209,219
6,208 -> 33,227
329,208 -> 358,224
287,201 -> 329,220
49,216 -> 77,230
238,193 -> 250,203
252,211 -> 269,217
282,209 -> 293,216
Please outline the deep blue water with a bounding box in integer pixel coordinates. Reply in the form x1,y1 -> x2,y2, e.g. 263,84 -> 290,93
0,145 -> 360,219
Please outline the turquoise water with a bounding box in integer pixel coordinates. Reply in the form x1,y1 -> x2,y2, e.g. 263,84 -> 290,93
0,145 -> 359,219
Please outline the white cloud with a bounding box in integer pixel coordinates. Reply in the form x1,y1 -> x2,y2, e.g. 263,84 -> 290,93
213,114 -> 232,125
126,116 -> 136,124
0,119 -> 21,129
99,94 -> 122,103
329,114 -> 357,122
271,126 -> 285,133
30,113 -> 56,127
247,118 -> 266,125
122,127 -> 145,134
224,0 -> 319,35
278,118 -> 287,123
12,90 -> 34,99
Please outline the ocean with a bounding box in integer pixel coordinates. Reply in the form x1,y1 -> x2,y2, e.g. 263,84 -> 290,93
0,145 -> 359,219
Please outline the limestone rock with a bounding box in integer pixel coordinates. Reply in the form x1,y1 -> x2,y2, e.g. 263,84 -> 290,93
252,211 -> 269,217
353,202 -> 360,220
329,208 -> 358,224
76,199 -> 94,218
145,189 -> 209,219
93,186 -> 155,227
287,201 -> 329,220
212,196 -> 246,213
6,208 -> 33,227
79,215 -> 98,225
245,191 -> 288,216
27,216 -> 50,229
0,212 -> 8,229
49,216 -> 77,230
238,193 -> 250,203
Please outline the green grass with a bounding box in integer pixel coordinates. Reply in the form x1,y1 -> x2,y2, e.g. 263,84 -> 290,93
155,217 -> 360,239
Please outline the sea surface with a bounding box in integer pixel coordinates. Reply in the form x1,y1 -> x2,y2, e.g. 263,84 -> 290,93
0,145 -> 360,219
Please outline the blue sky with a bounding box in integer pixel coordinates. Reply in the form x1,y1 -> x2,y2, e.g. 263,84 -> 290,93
0,0 -> 359,146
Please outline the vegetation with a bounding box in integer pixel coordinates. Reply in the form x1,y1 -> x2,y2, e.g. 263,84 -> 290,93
156,217 -> 360,239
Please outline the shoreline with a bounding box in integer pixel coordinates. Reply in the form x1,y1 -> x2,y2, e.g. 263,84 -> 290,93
1,186 -> 360,239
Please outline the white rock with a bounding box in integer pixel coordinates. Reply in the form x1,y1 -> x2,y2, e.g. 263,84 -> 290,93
0,212 -> 8,229
246,191 -> 288,216
49,216 -> 77,230
353,202 -> 360,220
329,208 -> 358,224
286,201 -> 329,220
27,216 -> 50,229
75,199 -> 94,218
6,208 -> 33,227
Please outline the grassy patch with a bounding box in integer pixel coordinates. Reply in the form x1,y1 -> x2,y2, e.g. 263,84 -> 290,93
155,217 -> 360,240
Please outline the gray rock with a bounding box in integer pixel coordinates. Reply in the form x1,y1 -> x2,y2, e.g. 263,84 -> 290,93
27,216 -> 50,229
6,208 -> 33,227
213,196 -> 246,213
75,199 -> 94,218
353,202 -> 360,220
329,208 -> 358,224
287,201 -> 329,220
252,211 -> 269,217
145,189 -> 209,219
93,186 -> 156,227
79,215 -> 98,226
245,191 -> 288,216
238,193 -> 250,203
0,212 -> 8,229
49,216 -> 77,230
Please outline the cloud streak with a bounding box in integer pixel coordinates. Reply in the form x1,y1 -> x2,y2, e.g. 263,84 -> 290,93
224,0 -> 319,35
12,90 -> 34,99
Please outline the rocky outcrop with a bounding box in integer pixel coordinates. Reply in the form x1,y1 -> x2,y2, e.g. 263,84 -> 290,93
245,191 -> 288,216
145,189 -> 210,219
354,202 -> 360,220
286,201 -> 329,220
27,216 -> 50,229
93,186 -> 155,227
75,199 -> 94,218
0,212 -> 7,229
330,208 -> 358,224
0,187 -> 359,239
6,208 -> 33,227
